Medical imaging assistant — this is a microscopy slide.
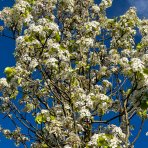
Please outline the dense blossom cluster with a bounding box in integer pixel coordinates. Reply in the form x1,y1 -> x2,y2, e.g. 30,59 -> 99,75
0,0 -> 148,147
88,125 -> 126,148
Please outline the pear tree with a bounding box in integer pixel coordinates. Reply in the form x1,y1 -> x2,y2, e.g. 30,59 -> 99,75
0,0 -> 148,147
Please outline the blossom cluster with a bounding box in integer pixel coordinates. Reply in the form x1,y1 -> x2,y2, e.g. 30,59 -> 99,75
88,125 -> 126,148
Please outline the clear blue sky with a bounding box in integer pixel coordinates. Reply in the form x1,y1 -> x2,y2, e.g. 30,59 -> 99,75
0,0 -> 148,147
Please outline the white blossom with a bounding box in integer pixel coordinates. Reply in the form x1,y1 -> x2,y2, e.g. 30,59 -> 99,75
131,58 -> 144,72
92,5 -> 100,13
0,78 -> 9,88
79,107 -> 91,118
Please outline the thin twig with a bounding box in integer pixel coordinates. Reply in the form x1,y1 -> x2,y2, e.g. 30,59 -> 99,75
130,119 -> 145,147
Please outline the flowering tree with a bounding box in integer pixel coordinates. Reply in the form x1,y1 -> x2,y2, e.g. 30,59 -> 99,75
0,0 -> 148,147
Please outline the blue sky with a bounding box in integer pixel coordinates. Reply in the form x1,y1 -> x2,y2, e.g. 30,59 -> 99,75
0,0 -> 148,147
128,0 -> 148,18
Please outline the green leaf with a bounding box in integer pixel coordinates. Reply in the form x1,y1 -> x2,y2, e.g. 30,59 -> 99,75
97,137 -> 108,147
50,115 -> 55,120
18,78 -> 22,85
4,67 -> 16,76
41,144 -> 48,148
35,114 -> 46,124
24,103 -> 35,113
138,110 -> 147,119
24,35 -> 34,42
143,68 -> 148,75
55,32 -> 61,42
141,100 -> 148,110
10,90 -> 18,99
60,45 -> 66,51
26,0 -> 36,4
106,134 -> 113,139
4,67 -> 16,82
86,65 -> 90,70
136,43 -> 142,50
70,40 -> 75,44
